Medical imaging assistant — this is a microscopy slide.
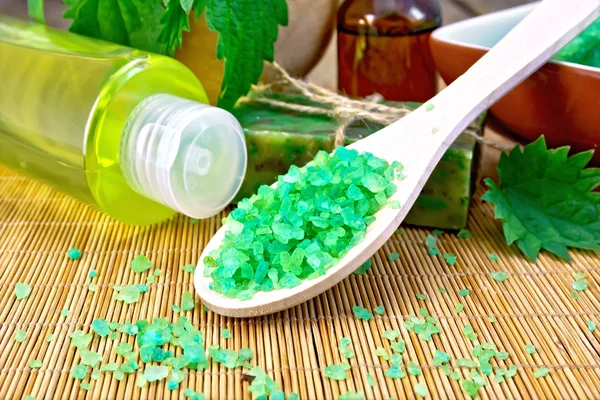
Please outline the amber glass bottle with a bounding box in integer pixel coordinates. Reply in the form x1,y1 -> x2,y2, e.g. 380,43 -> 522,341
337,0 -> 441,102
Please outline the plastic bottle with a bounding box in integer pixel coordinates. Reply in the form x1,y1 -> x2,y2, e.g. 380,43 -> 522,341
337,0 -> 441,102
0,15 -> 247,225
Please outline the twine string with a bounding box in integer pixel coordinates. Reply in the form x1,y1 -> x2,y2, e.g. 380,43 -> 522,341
237,62 -> 511,152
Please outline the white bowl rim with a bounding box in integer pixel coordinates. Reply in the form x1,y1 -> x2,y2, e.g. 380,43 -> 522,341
431,1 -> 600,73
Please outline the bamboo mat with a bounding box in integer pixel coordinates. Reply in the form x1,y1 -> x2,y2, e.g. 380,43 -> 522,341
1,157 -> 600,400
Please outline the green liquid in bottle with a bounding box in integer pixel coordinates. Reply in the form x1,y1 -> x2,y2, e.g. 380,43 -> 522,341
0,15 -> 246,225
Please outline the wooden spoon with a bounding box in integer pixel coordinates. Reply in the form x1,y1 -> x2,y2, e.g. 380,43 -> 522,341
195,0 -> 599,317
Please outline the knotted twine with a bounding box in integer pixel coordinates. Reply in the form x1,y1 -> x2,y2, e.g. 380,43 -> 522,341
237,62 -> 509,151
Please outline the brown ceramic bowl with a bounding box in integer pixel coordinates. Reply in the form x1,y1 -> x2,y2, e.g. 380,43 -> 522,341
431,3 -> 600,162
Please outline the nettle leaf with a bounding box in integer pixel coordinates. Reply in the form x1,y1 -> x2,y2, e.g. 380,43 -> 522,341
483,136 -> 600,262
57,0 -> 287,110
158,0 -> 191,55
28,0 -> 45,23
204,0 -> 288,109
63,0 -> 164,53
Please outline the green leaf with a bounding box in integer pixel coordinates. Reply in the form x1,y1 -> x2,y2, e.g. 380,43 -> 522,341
63,0 -> 164,53
203,0 -> 288,109
158,0 -> 191,55
28,0 -> 45,23
180,0 -> 195,13
483,136 -> 600,262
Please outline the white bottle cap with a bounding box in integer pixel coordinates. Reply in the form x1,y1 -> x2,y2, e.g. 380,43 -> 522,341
120,94 -> 247,219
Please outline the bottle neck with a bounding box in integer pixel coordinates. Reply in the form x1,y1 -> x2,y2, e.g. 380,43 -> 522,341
120,94 -> 247,219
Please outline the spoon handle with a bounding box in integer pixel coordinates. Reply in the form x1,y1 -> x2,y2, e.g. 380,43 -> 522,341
443,0 -> 599,121
354,0 -> 599,223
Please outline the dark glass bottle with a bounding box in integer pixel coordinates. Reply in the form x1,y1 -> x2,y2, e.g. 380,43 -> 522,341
337,0 -> 441,102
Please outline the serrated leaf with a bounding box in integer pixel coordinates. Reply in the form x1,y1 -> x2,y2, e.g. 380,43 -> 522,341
158,0 -> 191,55
28,0 -> 45,23
204,0 -> 288,109
483,136 -> 600,262
180,0 -> 194,13
63,0 -> 164,53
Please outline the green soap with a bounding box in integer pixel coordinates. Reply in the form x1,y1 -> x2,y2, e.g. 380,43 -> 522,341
232,94 -> 337,200
233,94 -> 485,229
403,131 -> 481,229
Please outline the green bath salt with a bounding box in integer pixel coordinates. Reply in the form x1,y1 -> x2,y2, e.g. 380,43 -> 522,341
204,147 -> 402,299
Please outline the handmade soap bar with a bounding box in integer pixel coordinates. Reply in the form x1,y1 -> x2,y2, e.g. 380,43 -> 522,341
232,94 -> 484,229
